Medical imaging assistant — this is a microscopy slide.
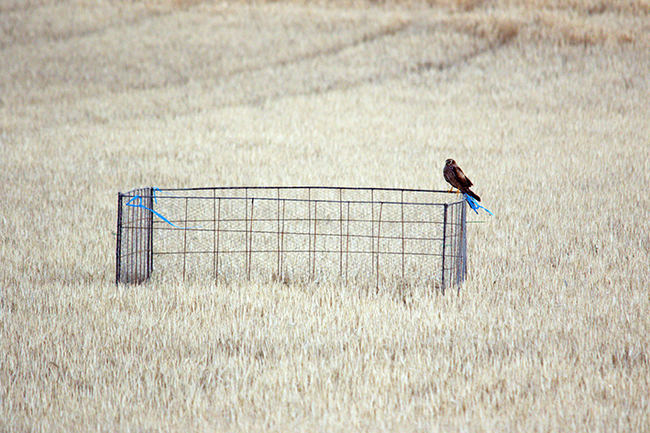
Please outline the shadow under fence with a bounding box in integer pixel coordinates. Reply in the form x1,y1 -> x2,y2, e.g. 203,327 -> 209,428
116,186 -> 467,292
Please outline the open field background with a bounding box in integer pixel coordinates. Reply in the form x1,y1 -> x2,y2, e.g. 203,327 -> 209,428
1,0 -> 649,431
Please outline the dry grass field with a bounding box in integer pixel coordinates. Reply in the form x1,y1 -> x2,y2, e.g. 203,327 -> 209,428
1,0 -> 649,431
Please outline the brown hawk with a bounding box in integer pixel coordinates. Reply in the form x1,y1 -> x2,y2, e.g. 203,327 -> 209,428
443,159 -> 481,202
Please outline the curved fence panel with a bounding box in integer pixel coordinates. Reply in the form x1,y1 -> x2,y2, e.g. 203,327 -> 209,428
116,186 -> 467,292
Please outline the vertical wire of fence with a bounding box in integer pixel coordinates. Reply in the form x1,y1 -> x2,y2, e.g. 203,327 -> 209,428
116,187 -> 467,291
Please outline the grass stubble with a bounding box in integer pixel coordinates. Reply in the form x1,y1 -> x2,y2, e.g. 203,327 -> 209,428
1,0 -> 648,431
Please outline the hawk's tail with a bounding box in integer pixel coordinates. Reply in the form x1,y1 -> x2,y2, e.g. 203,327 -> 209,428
465,189 -> 481,202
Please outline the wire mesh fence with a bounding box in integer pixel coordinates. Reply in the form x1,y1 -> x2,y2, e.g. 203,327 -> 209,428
116,186 -> 467,292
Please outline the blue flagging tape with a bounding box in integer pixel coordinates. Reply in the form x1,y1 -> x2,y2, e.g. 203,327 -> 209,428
126,187 -> 197,229
463,193 -> 493,216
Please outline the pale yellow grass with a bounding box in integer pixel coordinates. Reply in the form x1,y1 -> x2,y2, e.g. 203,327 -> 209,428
1,1 -> 649,432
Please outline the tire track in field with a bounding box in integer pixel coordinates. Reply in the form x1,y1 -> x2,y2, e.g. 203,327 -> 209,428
80,20 -> 412,96
3,14 -> 516,129
221,20 -> 412,80
0,1 -> 212,50
412,23 -> 518,73
2,16 -> 410,109
0,11 -> 168,50
223,21 -> 518,108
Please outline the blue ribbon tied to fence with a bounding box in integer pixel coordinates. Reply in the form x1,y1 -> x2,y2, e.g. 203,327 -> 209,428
126,187 -> 196,229
463,193 -> 493,216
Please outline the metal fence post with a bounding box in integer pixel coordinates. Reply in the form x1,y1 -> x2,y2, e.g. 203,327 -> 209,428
147,186 -> 154,281
458,202 -> 467,293
441,203 -> 448,294
116,193 -> 123,285
182,197 -> 188,281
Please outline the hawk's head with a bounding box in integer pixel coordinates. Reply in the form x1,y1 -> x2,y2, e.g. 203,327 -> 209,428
445,159 -> 455,166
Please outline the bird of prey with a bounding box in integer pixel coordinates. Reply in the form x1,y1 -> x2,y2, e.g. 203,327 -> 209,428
443,159 -> 481,202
